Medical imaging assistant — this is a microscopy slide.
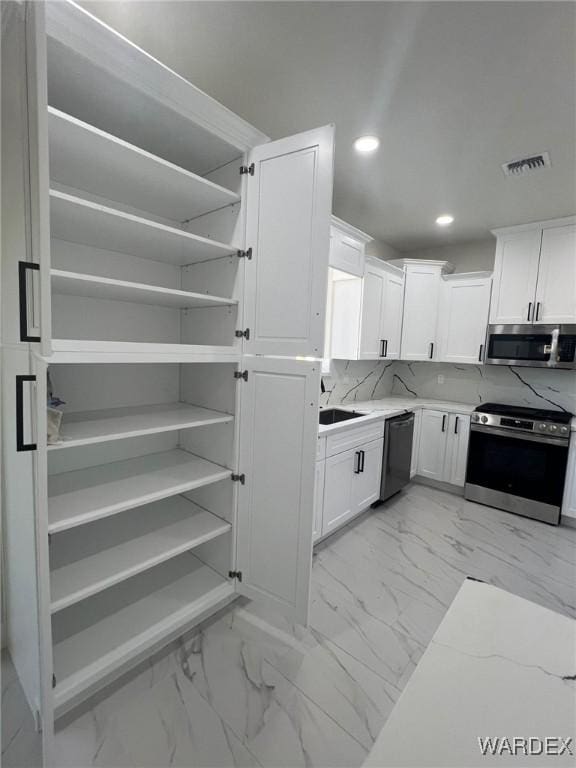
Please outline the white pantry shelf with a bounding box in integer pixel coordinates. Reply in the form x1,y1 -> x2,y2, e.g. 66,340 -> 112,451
48,107 -> 240,222
48,449 -> 232,533
46,339 -> 240,364
50,498 -> 231,613
50,190 -> 236,266
51,269 -> 237,309
52,555 -> 235,714
49,403 -> 233,451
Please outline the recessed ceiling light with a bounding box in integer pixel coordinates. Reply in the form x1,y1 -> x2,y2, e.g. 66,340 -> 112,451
436,215 -> 454,226
354,135 -> 380,153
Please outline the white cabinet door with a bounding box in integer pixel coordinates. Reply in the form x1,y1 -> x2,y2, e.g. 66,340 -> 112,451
330,276 -> 362,359
417,409 -> 448,481
2,1 -> 52,354
352,438 -> 384,513
313,460 -> 325,542
534,224 -> 576,324
380,271 -> 404,360
400,265 -> 441,361
438,277 -> 492,364
236,358 -> 319,624
322,448 -> 357,536
561,436 -> 576,521
444,413 -> 470,487
410,409 -> 422,478
359,264 -> 386,359
330,227 -> 364,276
490,231 -> 541,324
244,125 -> 334,357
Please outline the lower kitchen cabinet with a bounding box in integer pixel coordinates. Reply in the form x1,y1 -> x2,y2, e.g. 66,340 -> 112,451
313,459 -> 326,541
322,438 -> 384,536
562,435 -> 576,521
415,408 -> 471,487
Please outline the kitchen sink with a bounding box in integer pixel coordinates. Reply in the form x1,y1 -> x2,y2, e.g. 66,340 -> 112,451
319,408 -> 364,425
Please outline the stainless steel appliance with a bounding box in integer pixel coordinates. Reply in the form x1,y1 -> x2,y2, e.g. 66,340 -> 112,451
485,324 -> 576,369
374,412 -> 414,504
465,403 -> 572,525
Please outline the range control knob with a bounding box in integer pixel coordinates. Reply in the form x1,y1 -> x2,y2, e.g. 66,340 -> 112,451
560,425 -> 569,435
549,424 -> 558,433
472,413 -> 480,422
480,415 -> 488,424
538,423 -> 548,431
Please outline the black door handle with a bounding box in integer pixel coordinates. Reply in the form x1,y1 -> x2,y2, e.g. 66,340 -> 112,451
354,451 -> 361,474
478,344 -> 484,362
535,302 -> 541,321
16,375 -> 37,452
441,414 -> 447,432
19,262 -> 41,342
527,302 -> 532,322
359,449 -> 365,472
454,416 -> 459,435
383,340 -> 388,358
429,342 -> 434,359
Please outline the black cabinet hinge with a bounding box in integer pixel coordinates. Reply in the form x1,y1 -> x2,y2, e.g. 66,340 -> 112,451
235,328 -> 250,340
239,163 -> 254,176
228,570 -> 243,582
236,248 -> 253,260
234,370 -> 248,381
231,473 -> 245,485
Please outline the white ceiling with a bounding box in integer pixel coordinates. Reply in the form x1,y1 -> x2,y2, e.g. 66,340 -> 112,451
81,1 -> 576,251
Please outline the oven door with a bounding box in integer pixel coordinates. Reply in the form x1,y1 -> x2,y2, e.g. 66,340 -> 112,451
465,425 -> 569,523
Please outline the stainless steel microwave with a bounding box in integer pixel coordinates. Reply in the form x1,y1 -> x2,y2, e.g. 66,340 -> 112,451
485,324 -> 576,369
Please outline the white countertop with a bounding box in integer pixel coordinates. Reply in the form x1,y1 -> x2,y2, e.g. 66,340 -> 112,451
364,579 -> 576,767
318,397 -> 475,436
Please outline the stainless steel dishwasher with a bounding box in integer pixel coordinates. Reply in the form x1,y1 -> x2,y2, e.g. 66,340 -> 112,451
373,412 -> 415,504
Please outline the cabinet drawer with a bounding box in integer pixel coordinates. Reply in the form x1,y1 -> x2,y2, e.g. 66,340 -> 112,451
326,420 -> 385,457
317,436 -> 326,461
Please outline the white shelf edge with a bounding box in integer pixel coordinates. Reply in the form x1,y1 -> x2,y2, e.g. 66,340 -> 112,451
53,579 -> 236,716
41,341 -> 241,365
50,506 -> 232,613
51,269 -> 238,309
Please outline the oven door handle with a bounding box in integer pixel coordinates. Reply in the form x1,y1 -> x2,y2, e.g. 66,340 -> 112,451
470,423 -> 569,446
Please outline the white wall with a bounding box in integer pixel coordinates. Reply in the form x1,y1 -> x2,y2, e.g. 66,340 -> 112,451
400,239 -> 496,272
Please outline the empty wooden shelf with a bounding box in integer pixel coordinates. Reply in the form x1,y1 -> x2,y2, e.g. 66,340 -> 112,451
50,190 -> 236,265
51,269 -> 237,309
48,449 -> 232,533
50,498 -> 231,612
52,555 -> 234,713
49,107 -> 240,222
48,403 -> 234,450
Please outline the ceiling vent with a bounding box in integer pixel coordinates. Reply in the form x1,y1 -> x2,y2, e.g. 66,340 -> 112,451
501,152 -> 551,177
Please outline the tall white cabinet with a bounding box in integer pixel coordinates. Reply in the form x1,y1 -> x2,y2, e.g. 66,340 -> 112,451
490,218 -> 576,325
1,3 -> 333,762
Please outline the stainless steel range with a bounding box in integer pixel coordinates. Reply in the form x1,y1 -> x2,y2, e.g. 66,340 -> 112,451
464,403 -> 573,525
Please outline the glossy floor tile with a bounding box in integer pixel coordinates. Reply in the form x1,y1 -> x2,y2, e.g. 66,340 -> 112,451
3,484 -> 576,767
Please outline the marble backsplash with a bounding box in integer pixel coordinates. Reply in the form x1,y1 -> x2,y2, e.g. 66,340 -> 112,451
321,360 -> 576,414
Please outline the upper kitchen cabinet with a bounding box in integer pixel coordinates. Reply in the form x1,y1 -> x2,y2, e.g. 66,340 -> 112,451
243,126 -> 334,358
329,217 -> 372,276
437,273 -> 492,364
330,257 -> 405,360
490,218 -> 576,325
394,259 -> 452,361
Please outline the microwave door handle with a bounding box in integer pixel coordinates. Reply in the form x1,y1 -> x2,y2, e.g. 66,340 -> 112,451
549,328 -> 560,364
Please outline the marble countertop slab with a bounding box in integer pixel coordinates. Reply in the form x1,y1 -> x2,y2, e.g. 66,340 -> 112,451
364,579 -> 576,767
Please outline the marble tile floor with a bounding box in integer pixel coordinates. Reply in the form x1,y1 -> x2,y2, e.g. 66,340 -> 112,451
3,484 -> 576,767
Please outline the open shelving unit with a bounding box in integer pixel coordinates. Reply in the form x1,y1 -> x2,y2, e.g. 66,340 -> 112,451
38,0 -> 254,718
